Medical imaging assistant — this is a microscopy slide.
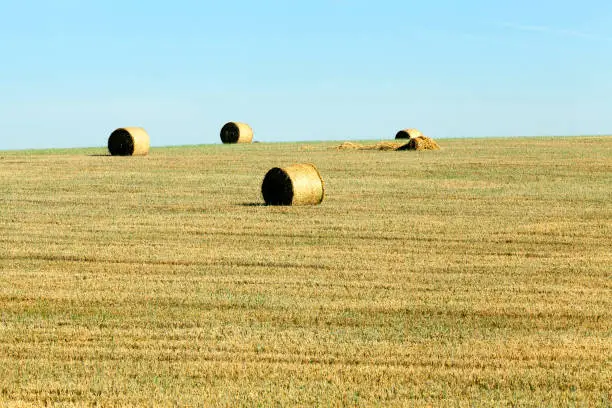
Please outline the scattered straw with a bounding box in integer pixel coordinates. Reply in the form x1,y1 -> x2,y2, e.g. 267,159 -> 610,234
335,141 -> 404,151
334,137 -> 440,151
372,142 -> 404,151
397,136 -> 441,151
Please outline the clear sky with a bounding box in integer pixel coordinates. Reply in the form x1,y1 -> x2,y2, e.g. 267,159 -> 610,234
0,0 -> 610,150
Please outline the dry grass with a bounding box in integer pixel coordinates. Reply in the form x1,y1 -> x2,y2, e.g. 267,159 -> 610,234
0,136 -> 610,406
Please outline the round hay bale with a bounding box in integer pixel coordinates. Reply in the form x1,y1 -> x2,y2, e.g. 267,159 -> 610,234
261,163 -> 324,206
395,128 -> 422,139
220,122 -> 253,144
108,127 -> 150,156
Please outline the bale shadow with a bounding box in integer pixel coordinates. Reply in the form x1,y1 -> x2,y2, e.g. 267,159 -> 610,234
239,202 -> 267,207
88,154 -> 112,157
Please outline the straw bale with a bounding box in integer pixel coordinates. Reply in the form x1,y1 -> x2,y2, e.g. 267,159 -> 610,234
395,128 -> 422,139
220,122 -> 253,144
261,163 -> 324,206
108,127 -> 150,156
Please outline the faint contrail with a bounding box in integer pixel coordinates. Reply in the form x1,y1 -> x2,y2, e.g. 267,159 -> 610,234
500,22 -> 612,42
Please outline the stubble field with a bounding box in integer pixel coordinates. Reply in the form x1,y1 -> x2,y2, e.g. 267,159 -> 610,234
0,136 -> 610,406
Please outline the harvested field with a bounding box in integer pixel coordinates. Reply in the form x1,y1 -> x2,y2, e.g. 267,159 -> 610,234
0,136 -> 610,406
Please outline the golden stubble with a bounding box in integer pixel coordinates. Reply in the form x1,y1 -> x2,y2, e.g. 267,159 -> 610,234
0,136 -> 610,406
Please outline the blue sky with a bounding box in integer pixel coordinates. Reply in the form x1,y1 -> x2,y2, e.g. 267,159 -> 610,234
0,0 -> 611,150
